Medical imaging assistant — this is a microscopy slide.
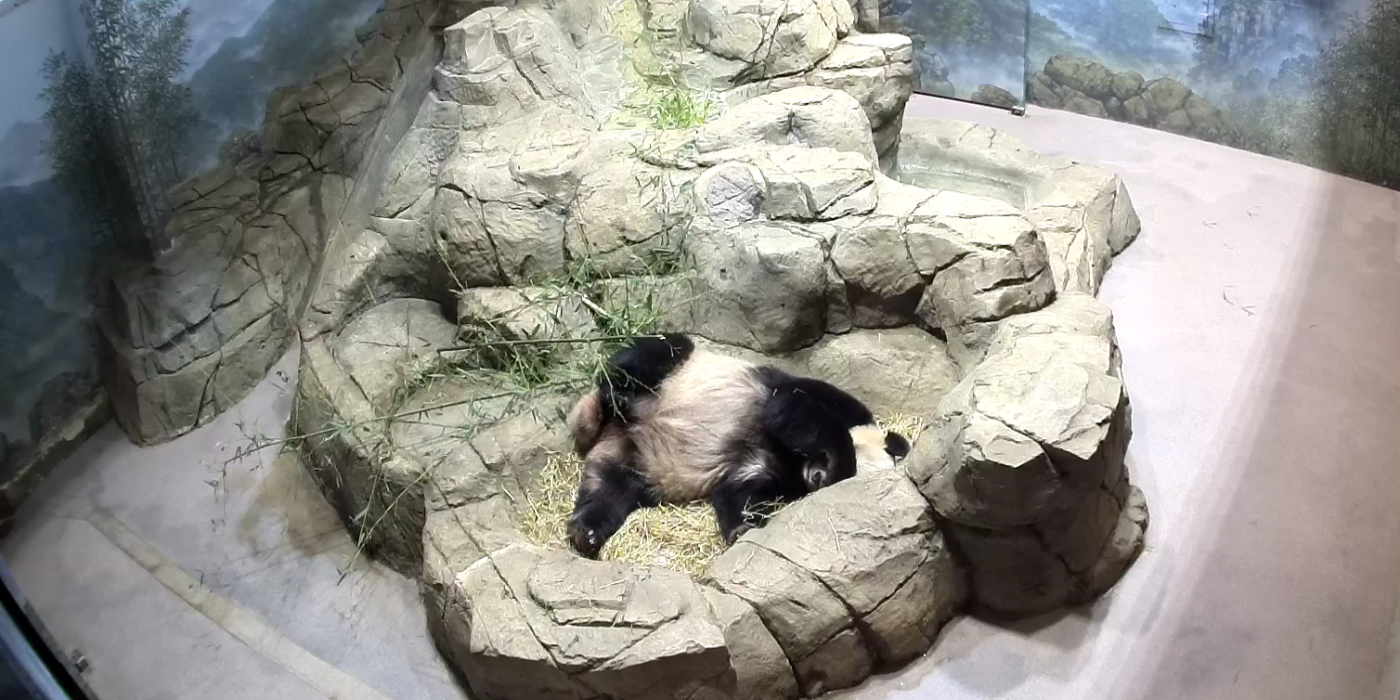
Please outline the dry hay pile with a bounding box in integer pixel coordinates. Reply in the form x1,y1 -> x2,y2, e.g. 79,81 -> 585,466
520,413 -> 928,577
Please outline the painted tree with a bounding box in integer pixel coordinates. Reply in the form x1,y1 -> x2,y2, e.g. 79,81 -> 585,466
42,0 -> 200,260
1309,0 -> 1400,188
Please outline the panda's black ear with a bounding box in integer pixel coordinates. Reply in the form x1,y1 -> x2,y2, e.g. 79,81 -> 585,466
884,431 -> 911,459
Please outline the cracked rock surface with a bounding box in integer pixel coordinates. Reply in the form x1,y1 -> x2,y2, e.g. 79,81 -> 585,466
905,293 -> 1147,616
88,0 -> 1165,697
102,0 -> 442,445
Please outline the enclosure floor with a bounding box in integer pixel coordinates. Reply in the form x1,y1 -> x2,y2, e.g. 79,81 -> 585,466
6,96 -> 1400,700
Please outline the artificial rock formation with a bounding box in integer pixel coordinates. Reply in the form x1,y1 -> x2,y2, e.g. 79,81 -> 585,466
1028,55 -> 1240,147
100,0 -> 445,444
103,0 -> 1153,696
905,293 -> 1147,616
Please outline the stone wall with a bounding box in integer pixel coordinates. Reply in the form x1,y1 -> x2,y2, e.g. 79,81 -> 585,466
92,0 -> 922,447
99,0 -> 446,445
1028,54 -> 1240,147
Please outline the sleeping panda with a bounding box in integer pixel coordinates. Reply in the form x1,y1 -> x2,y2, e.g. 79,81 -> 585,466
564,333 -> 911,558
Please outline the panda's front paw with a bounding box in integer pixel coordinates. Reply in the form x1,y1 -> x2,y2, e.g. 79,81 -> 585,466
723,523 -> 754,545
568,520 -> 605,559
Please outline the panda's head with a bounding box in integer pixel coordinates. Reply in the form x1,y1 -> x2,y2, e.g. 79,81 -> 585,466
802,425 -> 913,490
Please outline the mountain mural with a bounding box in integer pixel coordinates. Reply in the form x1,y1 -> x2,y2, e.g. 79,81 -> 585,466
0,236 -> 95,449
0,121 -> 54,189
0,178 -> 93,314
182,0 -> 383,167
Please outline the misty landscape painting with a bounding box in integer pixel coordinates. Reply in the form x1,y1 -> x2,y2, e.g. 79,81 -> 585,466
884,0 -> 1400,191
0,0 -> 379,472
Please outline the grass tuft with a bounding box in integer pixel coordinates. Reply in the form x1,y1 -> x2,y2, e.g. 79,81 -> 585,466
642,86 -> 718,130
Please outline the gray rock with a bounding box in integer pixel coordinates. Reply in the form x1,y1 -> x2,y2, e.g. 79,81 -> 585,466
903,294 -> 1142,616
1161,108 -> 1193,133
806,34 -> 916,157
329,298 -> 460,410
565,156 -> 692,275
435,7 -> 594,123
752,146 -> 877,221
829,211 -> 923,327
693,161 -> 767,227
924,51 -> 950,82
1026,163 -> 1121,296
103,180 -> 325,444
847,0 -> 880,32
457,287 -> 596,343
1111,70 -> 1145,100
908,293 -> 1128,528
434,136 -> 570,286
26,371 -> 100,445
1062,93 -> 1108,118
1141,78 -> 1191,121
686,220 -> 831,353
706,471 -> 966,695
1183,94 -> 1235,144
790,328 -> 961,419
698,590 -> 800,700
686,0 -> 853,80
443,544 -> 732,699
905,192 -> 1056,365
1026,71 -> 1060,107
300,222 -> 454,340
697,87 -> 879,166
1104,96 -> 1125,119
945,480 -> 1147,617
296,338 -> 422,577
1122,95 -> 1150,124
970,84 -> 1018,109
1044,54 -> 1115,100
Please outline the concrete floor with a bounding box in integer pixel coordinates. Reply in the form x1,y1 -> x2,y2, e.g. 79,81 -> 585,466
5,95 -> 1400,700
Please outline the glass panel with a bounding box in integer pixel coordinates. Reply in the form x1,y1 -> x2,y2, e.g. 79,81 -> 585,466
1026,0 -> 1400,192
880,0 -> 1030,109
0,0 -> 104,501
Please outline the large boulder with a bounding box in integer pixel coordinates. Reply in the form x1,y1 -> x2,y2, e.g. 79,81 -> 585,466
330,298 -> 460,409
905,192 -> 1056,366
789,328 -> 962,418
905,294 -> 1146,615
698,87 -> 879,166
686,0 -> 854,80
706,470 -> 966,697
970,84 -> 1019,109
439,545 -> 733,700
889,118 -> 1141,297
828,177 -> 928,327
685,220 -> 832,353
804,34 -> 917,158
1141,78 -> 1192,121
1044,54 -> 1115,101
435,7 -> 596,124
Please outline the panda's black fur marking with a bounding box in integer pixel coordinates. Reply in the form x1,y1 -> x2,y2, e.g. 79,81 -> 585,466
566,333 -> 912,558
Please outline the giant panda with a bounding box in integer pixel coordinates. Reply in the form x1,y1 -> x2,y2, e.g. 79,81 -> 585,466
564,333 -> 911,558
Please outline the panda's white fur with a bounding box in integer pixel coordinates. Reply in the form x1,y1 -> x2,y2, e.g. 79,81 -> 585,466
850,423 -> 899,474
625,350 -> 767,502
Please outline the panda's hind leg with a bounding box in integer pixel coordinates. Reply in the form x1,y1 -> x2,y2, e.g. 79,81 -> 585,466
597,333 -> 695,421
568,426 -> 657,558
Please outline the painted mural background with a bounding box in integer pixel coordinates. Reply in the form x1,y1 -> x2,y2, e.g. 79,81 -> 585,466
888,0 -> 1400,191
0,0 -> 379,484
